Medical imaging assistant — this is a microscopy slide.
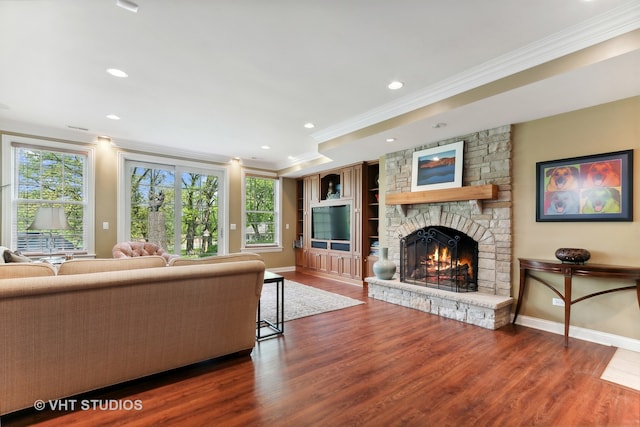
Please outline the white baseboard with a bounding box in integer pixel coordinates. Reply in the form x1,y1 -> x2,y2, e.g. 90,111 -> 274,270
513,314 -> 640,352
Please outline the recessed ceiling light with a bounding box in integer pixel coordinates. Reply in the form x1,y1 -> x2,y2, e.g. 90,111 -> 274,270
116,0 -> 139,13
106,68 -> 128,78
388,81 -> 404,90
386,137 -> 396,142
261,145 -> 271,150
304,123 -> 315,129
106,114 -> 120,120
96,135 -> 112,143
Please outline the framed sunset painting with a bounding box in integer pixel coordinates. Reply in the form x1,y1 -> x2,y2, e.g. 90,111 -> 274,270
411,141 -> 464,192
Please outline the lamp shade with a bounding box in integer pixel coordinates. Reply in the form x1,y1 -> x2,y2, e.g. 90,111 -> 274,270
28,207 -> 70,231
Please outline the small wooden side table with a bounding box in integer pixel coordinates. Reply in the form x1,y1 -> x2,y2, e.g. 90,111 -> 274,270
513,258 -> 640,347
257,271 -> 284,340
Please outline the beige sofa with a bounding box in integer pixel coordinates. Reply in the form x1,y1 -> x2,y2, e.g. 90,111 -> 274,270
0,253 -> 265,415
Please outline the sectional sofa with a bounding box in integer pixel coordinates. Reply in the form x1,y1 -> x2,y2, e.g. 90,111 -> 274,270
0,253 -> 265,415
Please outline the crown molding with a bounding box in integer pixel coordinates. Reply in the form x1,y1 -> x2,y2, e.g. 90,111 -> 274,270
312,0 -> 640,143
0,118 -> 269,168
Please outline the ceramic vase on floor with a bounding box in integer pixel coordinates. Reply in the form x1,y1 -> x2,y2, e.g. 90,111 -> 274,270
373,247 -> 396,280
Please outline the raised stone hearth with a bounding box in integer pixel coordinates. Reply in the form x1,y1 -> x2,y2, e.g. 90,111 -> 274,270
366,277 -> 513,329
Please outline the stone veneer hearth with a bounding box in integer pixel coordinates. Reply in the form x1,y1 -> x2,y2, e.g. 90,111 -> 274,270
366,125 -> 514,329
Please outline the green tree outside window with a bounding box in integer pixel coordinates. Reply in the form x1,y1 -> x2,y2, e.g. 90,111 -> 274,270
245,176 -> 277,245
15,146 -> 86,252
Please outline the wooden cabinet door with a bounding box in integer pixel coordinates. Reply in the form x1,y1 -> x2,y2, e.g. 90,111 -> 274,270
317,251 -> 329,273
307,249 -> 319,270
306,175 -> 319,204
308,249 -> 329,273
295,248 -> 305,267
303,175 -> 319,248
340,254 -> 353,279
329,252 -> 354,279
351,164 -> 362,256
328,252 -> 341,275
352,254 -> 362,280
341,167 -> 353,199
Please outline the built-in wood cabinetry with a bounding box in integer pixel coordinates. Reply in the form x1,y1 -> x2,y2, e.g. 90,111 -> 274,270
364,162 -> 379,279
295,161 -> 378,284
295,180 -> 304,243
294,179 -> 305,267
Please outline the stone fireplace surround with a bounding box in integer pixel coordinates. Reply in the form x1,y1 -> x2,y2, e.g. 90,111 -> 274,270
366,126 -> 514,329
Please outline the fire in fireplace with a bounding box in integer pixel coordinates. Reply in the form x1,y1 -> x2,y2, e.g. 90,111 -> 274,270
400,226 -> 478,292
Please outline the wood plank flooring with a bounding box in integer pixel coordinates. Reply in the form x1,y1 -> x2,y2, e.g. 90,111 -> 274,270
2,272 -> 638,427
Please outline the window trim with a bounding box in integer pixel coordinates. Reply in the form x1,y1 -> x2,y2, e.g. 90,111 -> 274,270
241,169 -> 283,253
117,151 -> 229,255
1,135 -> 95,253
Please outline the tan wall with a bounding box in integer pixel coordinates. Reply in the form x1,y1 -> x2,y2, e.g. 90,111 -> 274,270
512,96 -> 640,339
227,160 -> 243,254
259,177 -> 297,268
94,140 -> 119,258
224,161 -> 296,267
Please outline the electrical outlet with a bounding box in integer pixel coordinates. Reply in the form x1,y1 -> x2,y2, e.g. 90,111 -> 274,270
552,298 -> 565,307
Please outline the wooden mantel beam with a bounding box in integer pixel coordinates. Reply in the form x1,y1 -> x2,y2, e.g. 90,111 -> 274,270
385,184 -> 498,215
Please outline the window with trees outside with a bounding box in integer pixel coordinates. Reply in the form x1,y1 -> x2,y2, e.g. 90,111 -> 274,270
123,157 -> 224,257
244,174 -> 279,248
1,136 -> 94,254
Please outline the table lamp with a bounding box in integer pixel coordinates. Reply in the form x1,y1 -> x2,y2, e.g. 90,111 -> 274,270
28,207 -> 70,261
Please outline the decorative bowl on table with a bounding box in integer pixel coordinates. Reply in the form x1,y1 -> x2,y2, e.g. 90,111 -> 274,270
554,248 -> 591,264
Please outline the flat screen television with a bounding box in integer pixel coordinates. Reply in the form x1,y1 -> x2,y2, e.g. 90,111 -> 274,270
312,204 -> 350,241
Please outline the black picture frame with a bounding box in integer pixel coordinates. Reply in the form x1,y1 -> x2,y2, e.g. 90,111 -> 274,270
536,149 -> 633,222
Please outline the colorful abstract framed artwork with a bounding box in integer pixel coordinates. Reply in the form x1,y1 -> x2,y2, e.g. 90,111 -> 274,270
536,149 -> 633,222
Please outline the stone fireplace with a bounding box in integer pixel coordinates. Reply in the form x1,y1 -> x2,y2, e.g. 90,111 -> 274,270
366,126 -> 514,329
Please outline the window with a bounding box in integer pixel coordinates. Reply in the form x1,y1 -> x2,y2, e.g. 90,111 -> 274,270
120,154 -> 225,257
1,136 -> 94,254
243,173 -> 280,249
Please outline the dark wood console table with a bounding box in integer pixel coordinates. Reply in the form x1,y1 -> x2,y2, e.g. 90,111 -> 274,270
513,258 -> 640,347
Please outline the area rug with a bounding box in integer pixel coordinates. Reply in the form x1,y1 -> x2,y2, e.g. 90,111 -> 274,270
259,280 -> 364,323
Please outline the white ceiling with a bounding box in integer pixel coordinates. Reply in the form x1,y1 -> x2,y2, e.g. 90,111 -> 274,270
0,0 -> 638,177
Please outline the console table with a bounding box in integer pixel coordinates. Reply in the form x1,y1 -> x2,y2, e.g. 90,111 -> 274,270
513,258 -> 640,347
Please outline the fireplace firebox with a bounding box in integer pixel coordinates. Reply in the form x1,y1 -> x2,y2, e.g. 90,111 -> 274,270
400,226 -> 478,292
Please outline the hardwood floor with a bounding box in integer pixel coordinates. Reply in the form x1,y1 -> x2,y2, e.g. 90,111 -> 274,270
2,272 -> 638,427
